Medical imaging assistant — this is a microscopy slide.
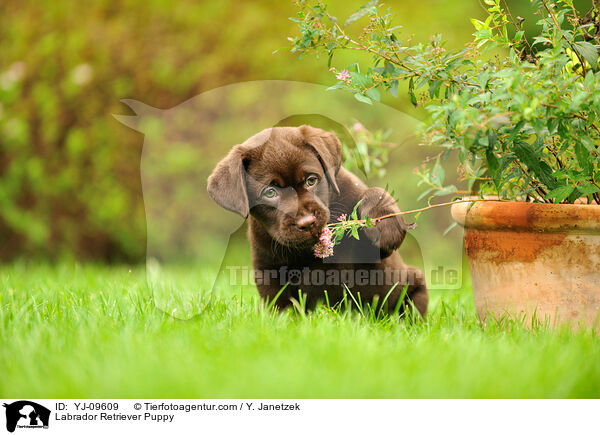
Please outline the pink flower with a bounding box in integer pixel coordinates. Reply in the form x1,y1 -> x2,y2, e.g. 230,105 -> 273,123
336,70 -> 351,82
352,122 -> 365,133
337,214 -> 347,222
313,226 -> 335,258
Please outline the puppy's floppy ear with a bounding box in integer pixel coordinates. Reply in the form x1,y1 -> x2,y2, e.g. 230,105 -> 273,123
299,125 -> 342,195
207,145 -> 249,217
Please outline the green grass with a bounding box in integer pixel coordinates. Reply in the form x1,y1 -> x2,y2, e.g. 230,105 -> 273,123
1,261 -> 599,398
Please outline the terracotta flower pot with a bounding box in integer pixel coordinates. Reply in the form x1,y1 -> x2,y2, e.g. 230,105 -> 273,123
451,200 -> 600,328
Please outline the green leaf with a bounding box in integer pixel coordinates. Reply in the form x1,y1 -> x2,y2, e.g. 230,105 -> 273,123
575,140 -> 592,175
507,121 -> 525,144
514,30 -> 524,43
496,155 -> 516,180
417,187 -> 434,201
547,117 -> 559,134
578,184 -> 600,196
574,41 -> 598,69
430,158 -> 445,187
486,148 -> 499,185
349,71 -> 370,87
365,87 -> 380,102
389,80 -> 399,98
344,0 -> 378,27
470,18 -> 485,31
473,29 -> 492,40
513,140 -> 557,190
350,199 -> 362,220
580,136 -> 597,153
478,70 -> 490,89
568,188 -> 583,204
326,82 -> 346,91
487,130 -> 497,149
428,79 -> 442,99
545,185 -> 575,203
354,93 -> 372,105
408,77 -> 417,106
433,185 -> 457,197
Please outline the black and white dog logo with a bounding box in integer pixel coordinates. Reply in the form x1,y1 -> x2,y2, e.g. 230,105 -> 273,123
3,401 -> 50,433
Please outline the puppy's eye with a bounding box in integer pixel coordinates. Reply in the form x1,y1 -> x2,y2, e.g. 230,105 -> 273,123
263,187 -> 278,199
305,175 -> 319,187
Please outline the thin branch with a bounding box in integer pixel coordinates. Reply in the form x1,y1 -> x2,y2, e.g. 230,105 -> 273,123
541,0 -> 588,76
501,0 -> 534,55
321,2 -> 480,89
514,160 -> 549,202
371,198 -> 506,221
548,138 -> 564,169
328,198 -> 509,229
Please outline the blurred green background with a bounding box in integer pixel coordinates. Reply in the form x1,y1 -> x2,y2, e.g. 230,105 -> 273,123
1,0 -> 540,263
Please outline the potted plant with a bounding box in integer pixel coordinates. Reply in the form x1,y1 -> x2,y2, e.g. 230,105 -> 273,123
290,0 -> 600,326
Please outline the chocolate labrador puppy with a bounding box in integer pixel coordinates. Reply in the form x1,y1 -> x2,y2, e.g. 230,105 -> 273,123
208,125 -> 427,315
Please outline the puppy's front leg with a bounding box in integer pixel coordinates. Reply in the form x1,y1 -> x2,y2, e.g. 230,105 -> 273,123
358,187 -> 409,258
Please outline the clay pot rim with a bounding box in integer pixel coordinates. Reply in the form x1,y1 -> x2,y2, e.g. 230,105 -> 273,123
451,199 -> 600,233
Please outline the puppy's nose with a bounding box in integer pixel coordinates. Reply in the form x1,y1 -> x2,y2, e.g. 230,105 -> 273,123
295,214 -> 316,231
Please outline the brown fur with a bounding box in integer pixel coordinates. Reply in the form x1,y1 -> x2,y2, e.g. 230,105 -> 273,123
208,125 -> 427,315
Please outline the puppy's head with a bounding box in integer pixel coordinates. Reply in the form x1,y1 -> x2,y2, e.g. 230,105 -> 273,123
207,125 -> 342,248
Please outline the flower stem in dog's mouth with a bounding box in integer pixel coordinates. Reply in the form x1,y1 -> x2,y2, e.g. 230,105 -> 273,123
313,198 -> 505,258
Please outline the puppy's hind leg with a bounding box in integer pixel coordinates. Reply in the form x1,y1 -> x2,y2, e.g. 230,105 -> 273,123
404,263 -> 428,317
407,282 -> 428,317
395,267 -> 428,318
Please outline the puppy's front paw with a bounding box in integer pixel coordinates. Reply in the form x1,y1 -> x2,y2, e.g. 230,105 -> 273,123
358,187 -> 408,257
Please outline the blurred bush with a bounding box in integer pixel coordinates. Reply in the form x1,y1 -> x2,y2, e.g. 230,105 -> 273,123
0,0 -> 480,261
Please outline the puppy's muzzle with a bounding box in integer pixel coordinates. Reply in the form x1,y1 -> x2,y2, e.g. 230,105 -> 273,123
295,214 -> 317,231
